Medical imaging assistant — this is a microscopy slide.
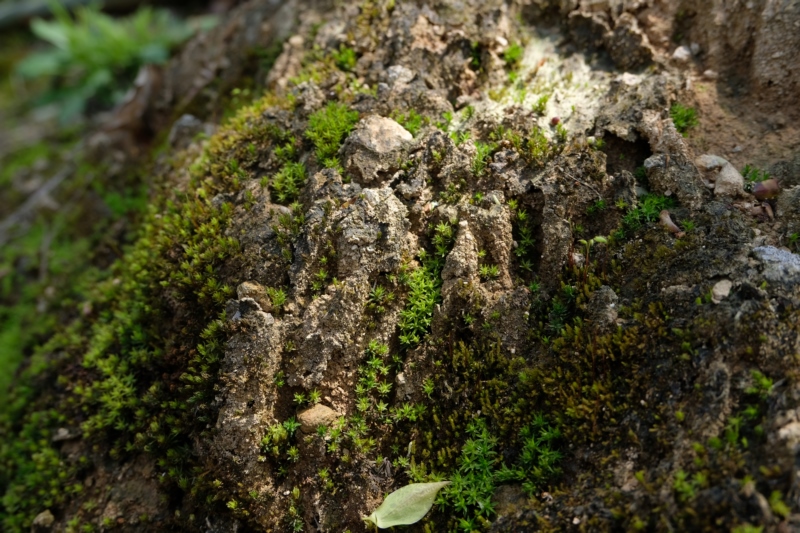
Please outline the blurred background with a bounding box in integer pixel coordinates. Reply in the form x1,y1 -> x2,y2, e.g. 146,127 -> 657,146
0,0 -> 249,402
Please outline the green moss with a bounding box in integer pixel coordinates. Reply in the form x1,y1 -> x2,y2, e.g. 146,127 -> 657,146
525,127 -> 554,166
670,103 -> 698,135
398,221 -> 456,348
391,109 -> 426,137
0,91 -> 296,530
0,141 -> 145,410
2,10 -> 795,531
508,200 -> 537,280
472,141 -> 496,177
305,102 -> 359,168
367,285 -> 394,315
0,410 -> 74,532
437,111 -> 454,132
495,414 -> 562,496
469,42 -> 483,71
741,164 -> 771,192
741,164 -> 770,184
532,94 -> 550,115
260,417 -> 301,466
441,419 -> 500,527
503,43 -> 524,67
332,45 -> 357,72
479,264 -> 499,281
271,161 -> 306,204
621,194 -> 675,235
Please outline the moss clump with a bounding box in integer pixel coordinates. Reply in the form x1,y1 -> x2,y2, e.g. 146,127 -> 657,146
391,109 -> 426,137
532,94 -> 550,115
670,102 -> 698,135
271,161 -> 306,204
438,415 -> 561,530
502,43 -> 524,67
443,419 -> 500,529
508,199 -> 538,280
472,141 -> 496,177
0,91 -> 299,530
398,221 -> 456,348
332,45 -> 357,72
620,194 -> 675,235
0,410 -> 76,532
492,125 -> 562,167
741,164 -> 770,184
496,414 -> 562,496
305,102 -> 359,169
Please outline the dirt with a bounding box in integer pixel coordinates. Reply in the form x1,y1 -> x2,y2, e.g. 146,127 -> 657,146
688,79 -> 800,170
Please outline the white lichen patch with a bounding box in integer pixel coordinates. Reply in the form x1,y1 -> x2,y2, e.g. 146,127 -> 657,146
461,29 -> 620,140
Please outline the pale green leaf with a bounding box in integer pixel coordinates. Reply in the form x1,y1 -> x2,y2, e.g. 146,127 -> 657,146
30,19 -> 69,49
16,52 -> 63,78
364,481 -> 450,529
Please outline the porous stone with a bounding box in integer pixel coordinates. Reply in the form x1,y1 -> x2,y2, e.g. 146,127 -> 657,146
605,13 -> 654,70
711,279 -> 733,303
298,404 -> 340,433
167,114 -> 212,149
341,115 -> 412,184
292,275 -> 371,387
714,163 -> 746,198
32,510 -> 55,531
209,297 -> 282,482
640,111 -> 704,209
385,64 -> 415,87
672,45 -> 692,62
441,222 -> 480,290
587,285 -> 619,331
12,0 -> 800,531
752,246 -> 800,286
695,154 -> 728,172
775,185 -> 800,235
236,281 -> 272,313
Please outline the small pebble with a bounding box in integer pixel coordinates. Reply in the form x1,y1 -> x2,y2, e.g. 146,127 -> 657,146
711,279 -> 733,304
753,179 -> 780,201
672,46 -> 692,62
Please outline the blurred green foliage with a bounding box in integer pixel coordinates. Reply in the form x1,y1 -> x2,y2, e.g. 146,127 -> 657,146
15,1 -> 202,121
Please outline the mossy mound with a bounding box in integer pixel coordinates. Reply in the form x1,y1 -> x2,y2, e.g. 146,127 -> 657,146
2,1 -> 800,532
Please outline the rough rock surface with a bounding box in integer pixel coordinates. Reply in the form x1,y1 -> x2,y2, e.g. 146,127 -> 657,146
297,404 -> 340,434
3,0 -> 800,532
341,115 -> 412,184
212,298 -> 282,482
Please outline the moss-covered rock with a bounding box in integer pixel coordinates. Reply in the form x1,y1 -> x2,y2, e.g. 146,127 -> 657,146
3,0 -> 800,532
